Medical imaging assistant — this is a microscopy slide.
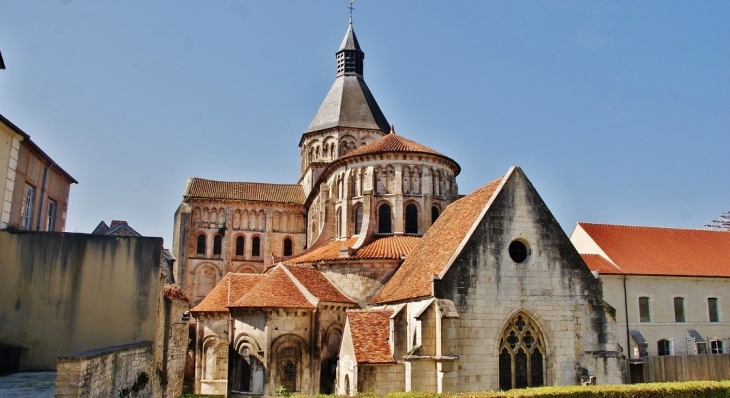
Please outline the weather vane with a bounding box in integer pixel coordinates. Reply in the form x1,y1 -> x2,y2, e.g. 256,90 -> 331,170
348,0 -> 355,21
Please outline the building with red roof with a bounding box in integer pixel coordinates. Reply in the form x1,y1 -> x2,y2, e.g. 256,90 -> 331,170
571,223 -> 730,381
178,18 -> 629,397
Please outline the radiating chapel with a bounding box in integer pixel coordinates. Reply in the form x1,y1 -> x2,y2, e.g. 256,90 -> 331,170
173,20 -> 625,396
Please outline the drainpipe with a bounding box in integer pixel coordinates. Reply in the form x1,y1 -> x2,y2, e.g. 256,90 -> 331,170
623,274 -> 631,382
36,161 -> 55,231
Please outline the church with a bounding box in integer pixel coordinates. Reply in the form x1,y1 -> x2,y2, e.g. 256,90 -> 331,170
173,20 -> 625,396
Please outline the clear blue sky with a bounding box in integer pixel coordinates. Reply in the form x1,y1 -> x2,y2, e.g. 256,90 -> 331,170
1,1 -> 728,246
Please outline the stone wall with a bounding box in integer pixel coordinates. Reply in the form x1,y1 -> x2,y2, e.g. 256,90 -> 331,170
55,342 -> 156,398
357,364 -> 405,395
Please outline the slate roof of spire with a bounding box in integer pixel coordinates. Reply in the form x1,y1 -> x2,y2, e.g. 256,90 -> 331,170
304,23 -> 389,134
338,22 -> 362,53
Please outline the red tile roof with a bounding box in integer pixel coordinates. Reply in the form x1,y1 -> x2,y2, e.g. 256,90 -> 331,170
580,254 -> 623,274
229,267 -> 314,309
186,178 -> 306,204
347,309 -> 395,364
578,223 -> 730,277
371,177 -> 504,304
342,132 -> 443,158
283,264 -> 355,304
287,235 -> 420,264
191,273 -> 265,313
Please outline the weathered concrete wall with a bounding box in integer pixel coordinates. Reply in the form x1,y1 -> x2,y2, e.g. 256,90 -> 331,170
55,342 -> 155,398
0,231 -> 162,370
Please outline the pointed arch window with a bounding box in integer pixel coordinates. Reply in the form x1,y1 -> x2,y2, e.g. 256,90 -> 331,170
197,234 -> 206,255
378,203 -> 392,234
405,203 -> 418,234
284,238 -> 293,256
235,236 -> 245,256
252,236 -> 261,257
498,313 -> 545,390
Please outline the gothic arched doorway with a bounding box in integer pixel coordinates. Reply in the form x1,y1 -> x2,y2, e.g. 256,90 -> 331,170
498,312 -> 546,390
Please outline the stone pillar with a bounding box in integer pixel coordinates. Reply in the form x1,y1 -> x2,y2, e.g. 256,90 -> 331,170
393,164 -> 404,234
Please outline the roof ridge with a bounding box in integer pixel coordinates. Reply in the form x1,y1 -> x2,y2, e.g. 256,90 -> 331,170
579,222 -> 728,232
190,177 -> 301,187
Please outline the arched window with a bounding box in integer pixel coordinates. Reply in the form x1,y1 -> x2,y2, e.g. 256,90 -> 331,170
235,236 -> 245,256
197,234 -> 206,255
354,205 -> 363,235
431,206 -> 440,224
657,339 -> 673,356
405,204 -> 418,234
378,203 -> 391,234
284,238 -> 293,256
213,235 -> 222,255
252,236 -> 261,257
498,313 -> 545,390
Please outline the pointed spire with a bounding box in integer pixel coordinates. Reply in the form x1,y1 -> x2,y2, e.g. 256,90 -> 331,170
336,21 -> 363,76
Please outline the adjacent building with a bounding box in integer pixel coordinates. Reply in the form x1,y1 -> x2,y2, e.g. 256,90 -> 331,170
571,223 -> 730,381
0,113 -> 77,232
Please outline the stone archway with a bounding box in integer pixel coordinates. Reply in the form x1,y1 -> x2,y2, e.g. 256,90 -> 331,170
319,324 -> 343,394
498,312 -> 546,390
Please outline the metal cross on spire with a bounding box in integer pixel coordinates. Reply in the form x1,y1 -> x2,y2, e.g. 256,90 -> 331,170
348,0 -> 355,22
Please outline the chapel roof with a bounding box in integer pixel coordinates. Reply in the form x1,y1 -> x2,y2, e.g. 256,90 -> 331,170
287,235 -> 420,264
371,176 -> 504,304
191,273 -> 265,313
347,309 -> 395,364
576,223 -> 730,278
184,178 -> 305,204
229,266 -> 314,309
284,264 -> 355,304
304,23 -> 389,135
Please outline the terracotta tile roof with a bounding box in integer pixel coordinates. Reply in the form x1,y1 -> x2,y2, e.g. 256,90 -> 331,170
341,132 -> 458,175
186,178 -> 306,204
371,177 -> 504,304
288,235 -> 419,264
229,266 -> 314,309
578,223 -> 730,277
580,254 -> 623,274
191,273 -> 265,313
347,309 -> 395,364
283,264 -> 355,304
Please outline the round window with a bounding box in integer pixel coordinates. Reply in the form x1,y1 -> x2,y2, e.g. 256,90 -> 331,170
508,240 -> 529,263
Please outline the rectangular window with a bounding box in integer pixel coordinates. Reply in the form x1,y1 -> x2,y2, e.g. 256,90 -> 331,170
657,339 -> 673,356
20,184 -> 36,230
46,199 -> 57,231
673,297 -> 685,322
639,297 -> 651,323
708,298 -> 719,322
710,340 -> 724,354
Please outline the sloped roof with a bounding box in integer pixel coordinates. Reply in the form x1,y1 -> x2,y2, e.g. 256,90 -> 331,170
347,309 -> 395,364
580,254 -> 623,274
283,264 -> 355,304
371,177 -> 504,304
577,223 -> 730,277
338,22 -> 361,52
229,266 -> 314,309
304,75 -> 389,134
185,178 -> 305,204
342,131 -> 444,159
287,235 -> 419,264
191,273 -> 265,313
